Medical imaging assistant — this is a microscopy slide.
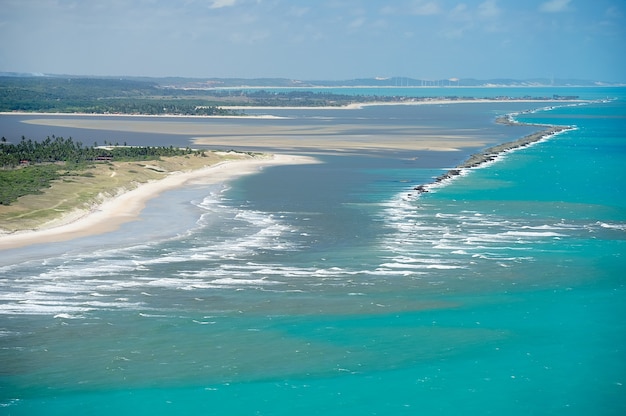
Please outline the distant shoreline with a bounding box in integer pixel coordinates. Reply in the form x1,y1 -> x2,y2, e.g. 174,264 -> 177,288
207,98 -> 587,111
0,111 -> 282,119
0,97 -> 587,117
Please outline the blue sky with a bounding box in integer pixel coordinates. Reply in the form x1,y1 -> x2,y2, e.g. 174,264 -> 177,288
1,0 -> 624,81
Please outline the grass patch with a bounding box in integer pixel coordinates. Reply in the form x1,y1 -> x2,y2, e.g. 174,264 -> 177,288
0,165 -> 63,205
0,151 -> 251,232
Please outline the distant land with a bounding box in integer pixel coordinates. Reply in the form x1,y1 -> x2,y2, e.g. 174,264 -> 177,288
0,74 -> 619,116
156,76 -> 624,89
1,73 -> 624,88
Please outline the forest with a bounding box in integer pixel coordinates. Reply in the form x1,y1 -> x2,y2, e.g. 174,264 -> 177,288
0,136 -> 205,205
0,77 -> 241,115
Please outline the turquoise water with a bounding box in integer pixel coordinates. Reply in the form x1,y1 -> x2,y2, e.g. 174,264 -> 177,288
1,88 -> 625,415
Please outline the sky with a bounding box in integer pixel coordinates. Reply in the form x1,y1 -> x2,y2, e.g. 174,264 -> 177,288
1,0 -> 625,81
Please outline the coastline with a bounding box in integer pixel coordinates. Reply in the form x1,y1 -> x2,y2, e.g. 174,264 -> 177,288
217,98 -> 584,111
0,154 -> 319,250
0,98 -> 585,116
0,111 -> 284,120
411,115 -> 574,195
0,100 -> 582,248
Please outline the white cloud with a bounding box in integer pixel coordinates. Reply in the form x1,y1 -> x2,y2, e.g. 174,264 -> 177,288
409,0 -> 441,16
349,17 -> 366,29
380,1 -> 440,16
209,0 -> 237,9
372,19 -> 388,29
289,6 -> 310,18
478,0 -> 501,19
539,0 -> 572,13
380,5 -> 397,15
442,1 -> 504,38
449,4 -> 470,20
229,30 -> 269,44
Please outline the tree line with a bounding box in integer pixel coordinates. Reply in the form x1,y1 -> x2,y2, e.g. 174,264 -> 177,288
0,135 -> 203,168
0,77 -> 241,115
0,136 -> 208,205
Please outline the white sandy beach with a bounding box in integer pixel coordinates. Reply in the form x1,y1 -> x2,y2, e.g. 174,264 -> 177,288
0,154 -> 319,250
219,98 -> 582,111
1,98 -> 580,118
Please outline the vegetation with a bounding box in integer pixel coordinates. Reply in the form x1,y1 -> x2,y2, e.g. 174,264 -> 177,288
0,76 -> 403,113
0,164 -> 66,205
0,135 -> 204,167
0,76 -> 582,114
0,136 -> 207,205
0,77 -> 241,115
235,89 -> 394,107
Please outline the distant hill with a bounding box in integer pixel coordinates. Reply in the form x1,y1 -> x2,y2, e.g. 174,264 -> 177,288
1,73 -> 622,89
150,76 -> 624,89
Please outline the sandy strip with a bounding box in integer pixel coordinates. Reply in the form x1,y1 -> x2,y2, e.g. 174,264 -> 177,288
0,111 -> 281,119
1,99 -> 583,117
220,99 -> 583,111
0,154 -> 319,250
17,118 -> 490,152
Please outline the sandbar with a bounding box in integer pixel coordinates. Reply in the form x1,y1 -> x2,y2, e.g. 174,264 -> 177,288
220,98 -> 582,111
0,154 -> 319,250
19,118 -> 490,153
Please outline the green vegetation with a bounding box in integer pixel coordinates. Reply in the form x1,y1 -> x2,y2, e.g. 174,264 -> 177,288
0,164 -> 67,205
0,136 -> 207,205
0,76 -> 583,115
236,89 -> 389,106
0,135 -> 204,167
0,77 -> 240,115
0,76 -> 398,113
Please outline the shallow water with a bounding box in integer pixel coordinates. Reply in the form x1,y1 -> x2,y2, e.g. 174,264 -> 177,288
1,88 -> 625,415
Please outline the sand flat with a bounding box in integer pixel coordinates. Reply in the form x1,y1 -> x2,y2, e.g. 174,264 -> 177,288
20,118 -> 488,152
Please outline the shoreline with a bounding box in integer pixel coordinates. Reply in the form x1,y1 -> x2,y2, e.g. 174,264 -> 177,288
0,111 -> 283,120
0,98 -> 586,117
216,98 -> 585,111
0,100 -> 584,248
411,114 -> 574,195
0,154 -> 319,250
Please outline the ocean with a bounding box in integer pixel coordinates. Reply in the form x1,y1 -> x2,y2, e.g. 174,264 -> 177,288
1,88 -> 625,415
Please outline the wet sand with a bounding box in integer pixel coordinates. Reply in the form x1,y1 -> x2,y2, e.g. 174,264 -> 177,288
19,118 -> 489,152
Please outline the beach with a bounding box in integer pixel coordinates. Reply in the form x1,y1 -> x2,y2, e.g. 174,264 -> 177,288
0,153 -> 318,250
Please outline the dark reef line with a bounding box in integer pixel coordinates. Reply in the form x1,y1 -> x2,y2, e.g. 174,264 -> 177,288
411,114 -> 573,196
